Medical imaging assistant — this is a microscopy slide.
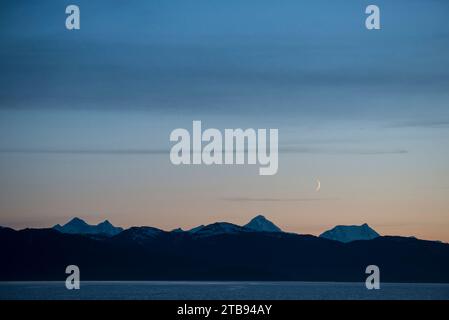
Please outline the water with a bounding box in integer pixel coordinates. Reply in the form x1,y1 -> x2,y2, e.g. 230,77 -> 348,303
1,281 -> 448,300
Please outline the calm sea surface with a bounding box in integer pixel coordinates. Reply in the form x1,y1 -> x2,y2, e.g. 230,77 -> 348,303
1,281 -> 448,300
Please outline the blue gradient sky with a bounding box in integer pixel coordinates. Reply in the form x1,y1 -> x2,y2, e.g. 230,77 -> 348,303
1,0 -> 449,241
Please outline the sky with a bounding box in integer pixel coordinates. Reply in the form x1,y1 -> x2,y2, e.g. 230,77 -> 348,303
1,0 -> 449,241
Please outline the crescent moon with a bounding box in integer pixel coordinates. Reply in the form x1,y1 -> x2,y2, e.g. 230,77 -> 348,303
316,179 -> 321,192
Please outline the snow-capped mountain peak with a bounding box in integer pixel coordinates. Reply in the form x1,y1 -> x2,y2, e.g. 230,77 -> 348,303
68,217 -> 89,227
53,217 -> 123,236
244,215 -> 282,232
319,223 -> 380,243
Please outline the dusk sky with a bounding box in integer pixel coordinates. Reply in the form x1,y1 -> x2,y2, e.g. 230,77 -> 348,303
1,0 -> 449,241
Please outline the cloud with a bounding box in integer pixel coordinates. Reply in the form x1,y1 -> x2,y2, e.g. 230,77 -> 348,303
386,120 -> 449,128
0,146 -> 409,156
0,148 -> 168,155
2,0 -> 449,114
0,147 -> 408,156
221,197 -> 336,202
279,147 -> 408,155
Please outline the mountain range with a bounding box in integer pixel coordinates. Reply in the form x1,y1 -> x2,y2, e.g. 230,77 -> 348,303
49,215 -> 377,243
1,215 -> 448,282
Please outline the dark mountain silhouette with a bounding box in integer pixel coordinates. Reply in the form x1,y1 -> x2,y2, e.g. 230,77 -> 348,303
1,224 -> 449,283
187,225 -> 205,233
192,222 -> 249,237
